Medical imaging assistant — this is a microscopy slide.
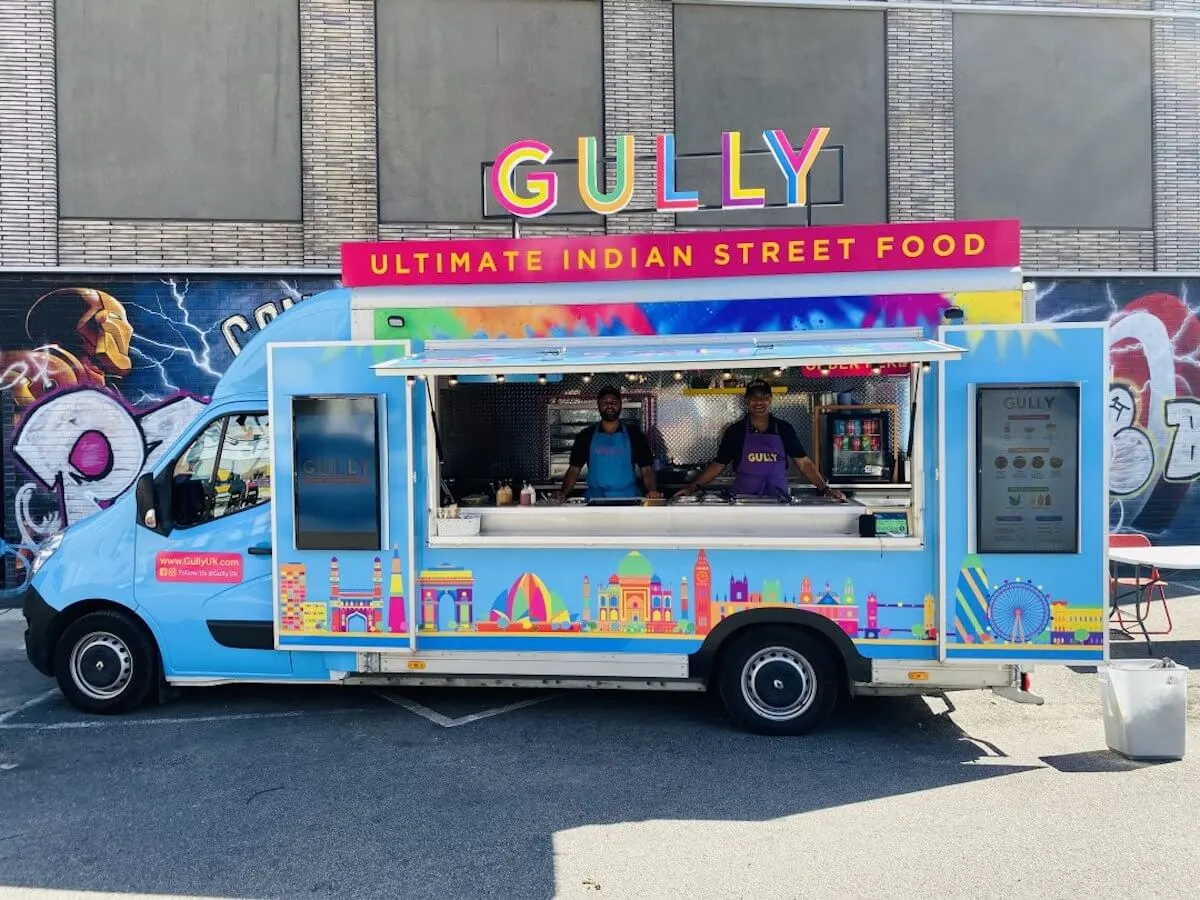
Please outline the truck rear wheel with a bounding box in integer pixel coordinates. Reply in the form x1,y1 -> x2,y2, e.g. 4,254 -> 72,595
54,610 -> 158,715
716,626 -> 840,736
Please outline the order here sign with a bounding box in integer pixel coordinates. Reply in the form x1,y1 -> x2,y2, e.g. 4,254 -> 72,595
341,219 -> 1021,288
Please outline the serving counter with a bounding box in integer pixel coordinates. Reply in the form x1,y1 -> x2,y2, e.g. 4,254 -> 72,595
431,485 -> 917,549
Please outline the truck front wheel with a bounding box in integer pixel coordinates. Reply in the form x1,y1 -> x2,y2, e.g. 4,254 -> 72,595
54,610 -> 159,714
716,626 -> 841,736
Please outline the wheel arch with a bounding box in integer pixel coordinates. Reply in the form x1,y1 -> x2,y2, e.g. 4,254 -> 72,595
688,608 -> 872,687
43,598 -> 163,678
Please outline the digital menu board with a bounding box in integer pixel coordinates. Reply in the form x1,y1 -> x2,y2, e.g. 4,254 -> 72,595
292,395 -> 382,551
975,383 -> 1080,555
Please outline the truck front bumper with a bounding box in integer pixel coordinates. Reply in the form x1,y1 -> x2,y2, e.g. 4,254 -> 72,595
21,585 -> 57,677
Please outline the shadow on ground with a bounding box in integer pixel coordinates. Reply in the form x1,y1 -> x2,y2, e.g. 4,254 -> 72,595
0,684 -> 1041,900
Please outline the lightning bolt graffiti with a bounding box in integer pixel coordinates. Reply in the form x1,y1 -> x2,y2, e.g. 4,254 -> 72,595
124,278 -> 223,399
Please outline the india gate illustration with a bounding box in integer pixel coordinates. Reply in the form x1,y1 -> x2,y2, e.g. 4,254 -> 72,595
279,549 -> 407,634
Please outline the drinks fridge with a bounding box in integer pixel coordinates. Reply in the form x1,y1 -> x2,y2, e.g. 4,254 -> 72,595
815,405 -> 895,484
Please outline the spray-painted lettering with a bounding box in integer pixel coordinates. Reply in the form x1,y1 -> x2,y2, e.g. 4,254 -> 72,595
12,388 -> 204,534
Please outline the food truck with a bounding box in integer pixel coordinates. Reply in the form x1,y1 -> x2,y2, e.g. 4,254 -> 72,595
20,217 -> 1110,735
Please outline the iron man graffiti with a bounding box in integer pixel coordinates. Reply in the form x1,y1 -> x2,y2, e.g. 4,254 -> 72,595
0,287 -> 135,407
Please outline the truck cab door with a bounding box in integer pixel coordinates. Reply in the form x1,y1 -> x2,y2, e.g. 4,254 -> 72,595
268,341 -> 415,653
134,407 -> 290,677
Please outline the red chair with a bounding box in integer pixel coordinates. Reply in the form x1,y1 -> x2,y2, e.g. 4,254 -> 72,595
1109,533 -> 1173,636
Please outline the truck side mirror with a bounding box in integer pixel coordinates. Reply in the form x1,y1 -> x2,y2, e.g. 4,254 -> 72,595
135,472 -> 162,532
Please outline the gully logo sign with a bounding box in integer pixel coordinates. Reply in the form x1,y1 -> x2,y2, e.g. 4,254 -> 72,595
490,128 -> 831,219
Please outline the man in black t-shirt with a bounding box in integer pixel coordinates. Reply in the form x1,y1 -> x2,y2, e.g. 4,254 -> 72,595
555,385 -> 661,501
676,379 -> 844,500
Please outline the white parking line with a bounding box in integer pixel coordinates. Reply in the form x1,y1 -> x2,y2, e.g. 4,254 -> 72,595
0,689 -> 557,732
0,689 -> 59,725
0,706 -> 386,731
376,691 -> 555,727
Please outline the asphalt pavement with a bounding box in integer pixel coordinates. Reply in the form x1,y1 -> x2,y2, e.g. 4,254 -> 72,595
1,602 -> 1198,900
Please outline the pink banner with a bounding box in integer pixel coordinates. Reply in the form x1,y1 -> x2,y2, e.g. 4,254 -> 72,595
155,551 -> 244,584
342,219 -> 1020,288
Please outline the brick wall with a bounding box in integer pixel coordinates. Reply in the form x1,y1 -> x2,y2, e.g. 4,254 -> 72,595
299,0 -> 379,266
1,0 -> 1199,271
886,9 -> 955,223
1153,0 -> 1200,269
602,0 -> 675,235
0,0 -> 56,265
58,221 -> 305,268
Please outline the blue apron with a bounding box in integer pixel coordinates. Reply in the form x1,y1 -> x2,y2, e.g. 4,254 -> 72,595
586,426 -> 640,499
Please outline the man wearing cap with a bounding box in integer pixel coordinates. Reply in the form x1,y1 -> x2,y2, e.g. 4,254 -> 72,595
676,379 -> 845,501
555,385 -> 662,501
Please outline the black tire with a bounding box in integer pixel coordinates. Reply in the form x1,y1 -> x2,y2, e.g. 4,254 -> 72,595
53,610 -> 159,715
716,625 -> 841,736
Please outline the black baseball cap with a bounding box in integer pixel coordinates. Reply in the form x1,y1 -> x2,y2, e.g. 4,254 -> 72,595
745,379 -> 773,397
597,384 -> 622,401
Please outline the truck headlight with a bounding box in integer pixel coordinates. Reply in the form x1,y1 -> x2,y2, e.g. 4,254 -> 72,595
30,533 -> 63,576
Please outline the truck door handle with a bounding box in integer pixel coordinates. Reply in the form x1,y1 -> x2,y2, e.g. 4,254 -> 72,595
247,545 -> 273,556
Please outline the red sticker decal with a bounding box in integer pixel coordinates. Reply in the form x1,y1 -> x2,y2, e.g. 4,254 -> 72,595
155,551 -> 244,584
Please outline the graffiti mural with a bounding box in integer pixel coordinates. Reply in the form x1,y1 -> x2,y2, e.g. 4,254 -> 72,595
1034,278 -> 1200,545
0,274 -> 341,588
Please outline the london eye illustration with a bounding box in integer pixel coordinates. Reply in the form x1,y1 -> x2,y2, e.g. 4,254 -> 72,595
987,580 -> 1052,643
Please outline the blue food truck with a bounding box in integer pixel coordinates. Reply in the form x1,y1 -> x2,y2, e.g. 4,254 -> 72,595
20,219 -> 1111,735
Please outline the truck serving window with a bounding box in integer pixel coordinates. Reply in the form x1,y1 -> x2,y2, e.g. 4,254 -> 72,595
292,395 -> 382,551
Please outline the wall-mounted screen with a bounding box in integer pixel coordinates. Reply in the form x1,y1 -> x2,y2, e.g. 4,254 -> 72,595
292,395 -> 382,551
975,383 -> 1080,555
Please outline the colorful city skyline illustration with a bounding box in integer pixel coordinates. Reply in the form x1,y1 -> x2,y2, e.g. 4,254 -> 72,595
277,548 -> 943,642
279,552 -> 407,636
951,553 -> 1103,648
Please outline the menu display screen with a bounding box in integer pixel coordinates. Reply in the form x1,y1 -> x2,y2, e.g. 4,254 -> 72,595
975,383 -> 1080,555
292,395 -> 382,551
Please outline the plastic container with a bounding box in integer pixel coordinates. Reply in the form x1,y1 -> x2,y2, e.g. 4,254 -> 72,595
434,514 -> 481,537
1098,658 -> 1189,761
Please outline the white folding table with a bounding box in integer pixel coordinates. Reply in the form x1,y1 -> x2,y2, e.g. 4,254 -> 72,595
1109,546 -> 1200,653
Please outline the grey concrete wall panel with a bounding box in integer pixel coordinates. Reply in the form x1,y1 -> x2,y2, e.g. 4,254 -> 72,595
55,0 -> 302,222
378,0 -> 603,225
673,6 -> 887,227
954,14 -> 1152,230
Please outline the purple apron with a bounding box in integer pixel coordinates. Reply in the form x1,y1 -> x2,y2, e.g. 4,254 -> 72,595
731,419 -> 790,496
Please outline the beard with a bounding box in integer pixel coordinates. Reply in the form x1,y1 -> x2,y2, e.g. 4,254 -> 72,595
599,408 -> 620,422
